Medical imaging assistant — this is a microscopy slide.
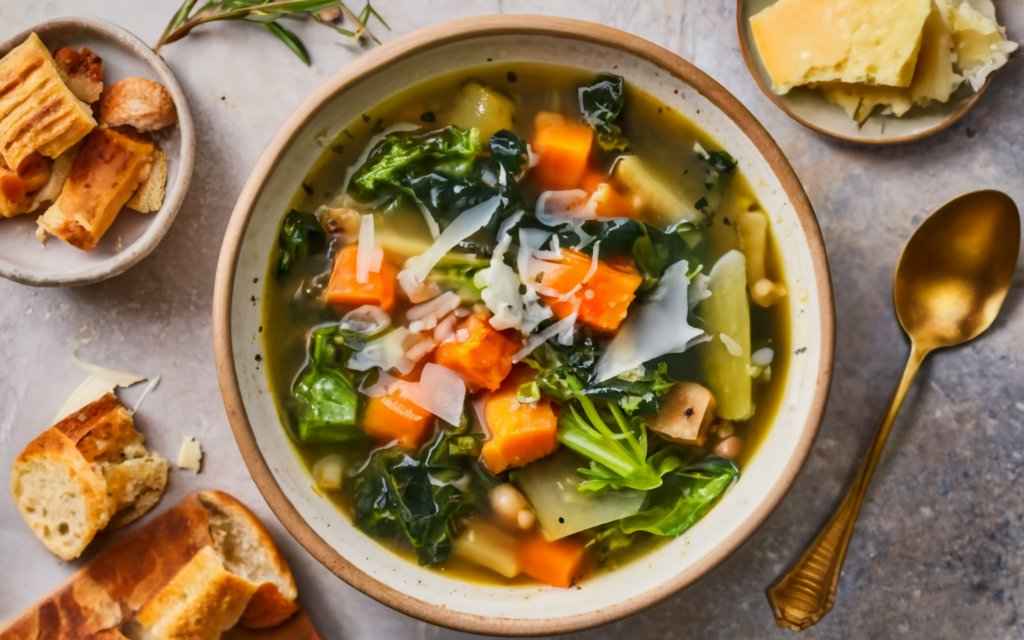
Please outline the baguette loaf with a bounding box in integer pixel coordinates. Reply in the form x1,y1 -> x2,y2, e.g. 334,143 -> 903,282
10,393 -> 168,560
0,492 -> 301,640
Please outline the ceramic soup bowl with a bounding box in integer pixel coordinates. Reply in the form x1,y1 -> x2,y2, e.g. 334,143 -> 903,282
214,16 -> 834,635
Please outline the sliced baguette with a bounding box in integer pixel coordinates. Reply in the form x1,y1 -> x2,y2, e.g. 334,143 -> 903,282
0,492 -> 301,640
125,546 -> 259,640
10,393 -> 168,560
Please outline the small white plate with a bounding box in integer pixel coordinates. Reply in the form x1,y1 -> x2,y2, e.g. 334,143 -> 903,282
0,17 -> 195,287
736,0 -> 991,145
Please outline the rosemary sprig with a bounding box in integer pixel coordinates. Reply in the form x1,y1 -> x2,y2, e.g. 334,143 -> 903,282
156,0 -> 389,65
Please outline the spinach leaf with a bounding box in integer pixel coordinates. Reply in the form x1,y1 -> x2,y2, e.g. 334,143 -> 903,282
290,325 -> 364,443
351,427 -> 483,565
588,456 -> 738,559
350,126 -> 482,198
620,456 -> 738,536
276,210 -> 325,276
578,74 -> 629,152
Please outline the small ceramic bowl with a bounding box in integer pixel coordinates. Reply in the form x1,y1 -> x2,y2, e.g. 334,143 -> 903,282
0,17 -> 195,287
214,16 -> 835,635
737,0 -> 991,145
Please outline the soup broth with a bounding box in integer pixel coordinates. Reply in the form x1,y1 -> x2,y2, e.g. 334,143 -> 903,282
263,62 -> 789,587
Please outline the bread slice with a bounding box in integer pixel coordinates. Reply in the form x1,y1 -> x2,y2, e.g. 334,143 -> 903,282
0,153 -> 51,217
37,127 -> 154,250
0,492 -> 302,640
10,393 -> 168,560
200,492 -> 299,629
0,33 -> 96,170
54,46 -> 104,104
126,146 -> 167,213
125,546 -> 259,640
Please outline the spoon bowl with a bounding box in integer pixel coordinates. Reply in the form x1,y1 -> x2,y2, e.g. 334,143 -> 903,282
895,190 -> 1021,350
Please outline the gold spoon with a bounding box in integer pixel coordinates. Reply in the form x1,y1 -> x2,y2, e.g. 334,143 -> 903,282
767,189 -> 1021,631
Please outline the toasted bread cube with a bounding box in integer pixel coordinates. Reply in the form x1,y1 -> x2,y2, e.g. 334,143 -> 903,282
100,77 -> 177,132
0,33 -> 96,170
38,127 -> 154,250
54,46 -> 104,104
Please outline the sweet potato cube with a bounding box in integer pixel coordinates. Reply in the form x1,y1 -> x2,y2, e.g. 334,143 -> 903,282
325,245 -> 397,312
362,389 -> 433,450
433,315 -> 519,392
517,533 -> 587,588
480,370 -> 559,474
530,112 -> 593,191
540,249 -> 643,333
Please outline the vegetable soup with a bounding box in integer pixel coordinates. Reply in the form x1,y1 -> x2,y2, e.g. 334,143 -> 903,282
262,63 -> 789,587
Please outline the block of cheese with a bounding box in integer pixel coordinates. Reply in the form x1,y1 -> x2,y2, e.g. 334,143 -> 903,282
38,127 -> 154,250
749,0 -> 933,94
944,0 -> 1019,90
820,3 -> 962,123
0,33 -> 96,170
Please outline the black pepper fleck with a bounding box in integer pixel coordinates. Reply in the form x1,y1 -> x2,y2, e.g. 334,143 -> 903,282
684,407 -> 695,417
966,127 -> 977,139
795,347 -> 808,355
420,111 -> 436,123
506,71 -> 518,83
558,516 -> 565,524
361,113 -> 371,124
254,354 -> 263,362
252,277 -> 258,284
301,183 -> 313,196
250,295 -> 257,303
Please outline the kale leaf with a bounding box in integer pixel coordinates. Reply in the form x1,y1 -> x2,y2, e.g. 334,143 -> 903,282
276,210 -> 326,276
488,129 -> 529,176
584,361 -> 676,415
590,218 -> 704,292
347,125 -> 526,232
693,144 -> 737,216
351,426 -> 484,565
290,325 -> 364,443
578,74 -> 629,152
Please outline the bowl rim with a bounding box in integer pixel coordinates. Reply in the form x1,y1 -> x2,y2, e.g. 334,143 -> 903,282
734,0 -> 989,146
0,16 -> 196,287
213,14 -> 835,636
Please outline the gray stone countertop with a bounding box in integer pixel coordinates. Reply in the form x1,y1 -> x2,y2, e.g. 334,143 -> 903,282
1,1 -> 1022,638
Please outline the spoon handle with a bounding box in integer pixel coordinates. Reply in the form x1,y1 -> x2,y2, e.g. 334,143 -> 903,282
767,344 -> 929,631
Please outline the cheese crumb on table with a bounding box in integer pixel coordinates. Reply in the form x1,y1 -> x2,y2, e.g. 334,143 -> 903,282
177,436 -> 203,473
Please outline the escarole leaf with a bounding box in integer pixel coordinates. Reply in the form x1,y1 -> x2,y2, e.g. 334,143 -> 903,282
290,325 -> 365,443
578,74 -> 629,152
276,210 -> 325,276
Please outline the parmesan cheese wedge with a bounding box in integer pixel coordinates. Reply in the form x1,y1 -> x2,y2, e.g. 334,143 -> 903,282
750,0 -> 933,94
